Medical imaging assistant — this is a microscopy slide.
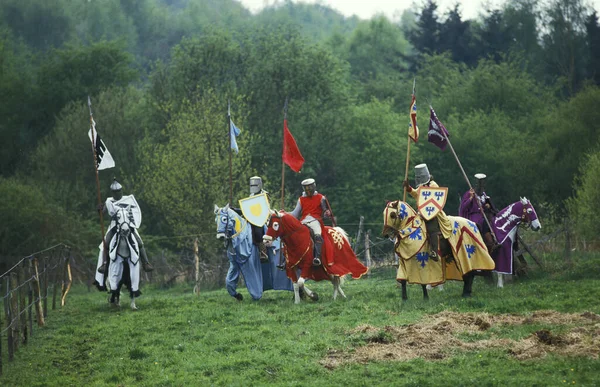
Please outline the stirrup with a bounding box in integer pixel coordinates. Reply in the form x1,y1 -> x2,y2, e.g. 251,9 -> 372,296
312,257 -> 322,266
429,251 -> 439,262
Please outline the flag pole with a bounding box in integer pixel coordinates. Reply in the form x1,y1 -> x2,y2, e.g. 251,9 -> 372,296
228,100 -> 233,206
88,97 -> 108,255
430,105 -> 498,245
403,79 -> 416,202
280,97 -> 289,210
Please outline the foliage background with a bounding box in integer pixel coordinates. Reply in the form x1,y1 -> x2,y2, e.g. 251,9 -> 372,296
1,0 -> 600,265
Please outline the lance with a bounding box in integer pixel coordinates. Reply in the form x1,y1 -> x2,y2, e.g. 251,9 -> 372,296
403,78 -> 416,202
88,96 -> 109,261
227,100 -> 233,206
280,97 -> 289,210
430,105 -> 499,246
324,196 -> 337,227
277,98 -> 290,270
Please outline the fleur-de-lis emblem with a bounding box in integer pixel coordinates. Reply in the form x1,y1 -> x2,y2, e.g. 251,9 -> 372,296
465,244 -> 476,259
416,252 -> 429,268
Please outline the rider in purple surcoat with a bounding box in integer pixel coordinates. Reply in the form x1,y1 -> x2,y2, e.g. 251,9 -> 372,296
459,173 -> 498,250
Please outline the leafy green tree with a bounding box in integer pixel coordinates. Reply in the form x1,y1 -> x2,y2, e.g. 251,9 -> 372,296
0,177 -> 97,258
541,0 -> 589,95
137,90 -> 253,253
585,11 -> 600,85
537,86 -> 600,204
438,5 -> 477,66
343,17 -> 410,102
0,29 -> 37,176
27,86 -> 149,215
567,148 -> 600,239
0,0 -> 72,51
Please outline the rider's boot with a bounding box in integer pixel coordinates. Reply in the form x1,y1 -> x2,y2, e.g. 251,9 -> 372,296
483,232 -> 500,253
313,235 -> 324,266
140,247 -> 154,272
98,250 -> 108,273
425,219 -> 440,262
429,232 -> 440,262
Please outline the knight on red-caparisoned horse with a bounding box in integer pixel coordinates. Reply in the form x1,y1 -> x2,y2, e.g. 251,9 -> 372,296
263,178 -> 368,304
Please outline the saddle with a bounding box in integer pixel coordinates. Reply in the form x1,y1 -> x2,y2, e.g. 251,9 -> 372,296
304,225 -> 319,258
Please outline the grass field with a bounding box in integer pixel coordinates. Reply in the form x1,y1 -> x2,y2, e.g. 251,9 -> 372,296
1,252 -> 599,386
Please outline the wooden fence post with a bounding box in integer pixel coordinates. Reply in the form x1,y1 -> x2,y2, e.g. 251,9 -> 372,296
353,216 -> 364,254
9,272 -> 19,354
365,230 -> 372,273
61,252 -> 72,307
18,266 -> 27,346
32,258 -> 46,327
27,260 -> 33,339
0,277 -> 4,375
564,218 -> 571,266
3,276 -> 13,362
193,238 -> 200,296
42,257 -> 48,318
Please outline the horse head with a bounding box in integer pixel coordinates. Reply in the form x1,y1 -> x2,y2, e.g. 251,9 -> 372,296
382,200 -> 417,239
114,207 -> 136,239
263,210 -> 284,243
520,197 -> 541,231
214,204 -> 243,240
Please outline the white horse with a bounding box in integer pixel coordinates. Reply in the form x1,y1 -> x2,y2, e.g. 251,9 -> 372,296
94,206 -> 143,310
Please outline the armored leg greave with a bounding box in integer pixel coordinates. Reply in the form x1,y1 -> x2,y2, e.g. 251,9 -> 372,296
313,235 -> 324,266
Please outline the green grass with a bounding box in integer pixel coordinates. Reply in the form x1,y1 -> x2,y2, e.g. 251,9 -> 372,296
1,252 -> 600,386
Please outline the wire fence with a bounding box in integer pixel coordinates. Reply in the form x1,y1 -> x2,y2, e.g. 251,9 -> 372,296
0,244 -> 73,376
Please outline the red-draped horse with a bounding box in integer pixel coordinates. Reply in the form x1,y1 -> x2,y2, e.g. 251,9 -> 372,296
263,210 -> 368,303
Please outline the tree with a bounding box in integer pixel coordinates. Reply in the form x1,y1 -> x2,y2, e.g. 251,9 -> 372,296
137,90 -> 254,251
541,0 -> 589,96
567,148 -> 600,240
585,11 -> 600,85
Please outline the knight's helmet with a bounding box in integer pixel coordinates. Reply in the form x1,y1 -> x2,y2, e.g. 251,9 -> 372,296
301,178 -> 316,196
249,176 -> 263,195
474,173 -> 486,194
110,178 -> 123,200
414,164 -> 431,188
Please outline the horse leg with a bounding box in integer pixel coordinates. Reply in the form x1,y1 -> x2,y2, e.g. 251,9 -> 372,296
497,273 -> 504,288
462,272 -> 474,298
130,297 -> 138,311
332,276 -> 338,300
399,280 -> 408,301
298,277 -> 318,301
422,284 -> 429,300
337,277 -> 346,299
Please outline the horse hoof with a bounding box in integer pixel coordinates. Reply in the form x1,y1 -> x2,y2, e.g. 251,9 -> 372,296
234,293 -> 243,301
462,293 -> 472,298
309,292 -> 319,301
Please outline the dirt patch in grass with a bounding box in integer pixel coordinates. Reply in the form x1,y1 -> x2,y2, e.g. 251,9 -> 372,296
321,310 -> 600,369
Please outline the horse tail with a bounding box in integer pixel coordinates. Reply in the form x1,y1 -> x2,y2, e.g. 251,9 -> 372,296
333,226 -> 349,242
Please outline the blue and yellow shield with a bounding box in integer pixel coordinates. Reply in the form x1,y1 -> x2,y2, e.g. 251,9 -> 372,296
417,186 -> 448,221
239,193 -> 271,227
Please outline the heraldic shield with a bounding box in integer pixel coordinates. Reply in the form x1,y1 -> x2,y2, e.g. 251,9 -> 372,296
239,193 -> 271,227
417,186 -> 448,221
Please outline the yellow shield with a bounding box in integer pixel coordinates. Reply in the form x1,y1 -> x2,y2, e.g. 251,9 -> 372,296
417,186 -> 448,221
239,193 -> 270,227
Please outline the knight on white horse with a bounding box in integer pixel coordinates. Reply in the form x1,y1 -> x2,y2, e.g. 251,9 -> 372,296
94,179 -> 152,310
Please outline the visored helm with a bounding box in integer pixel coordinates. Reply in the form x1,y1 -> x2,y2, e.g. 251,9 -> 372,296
249,176 -> 263,195
414,164 -> 431,188
474,173 -> 486,195
301,178 -> 316,196
110,178 -> 123,200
